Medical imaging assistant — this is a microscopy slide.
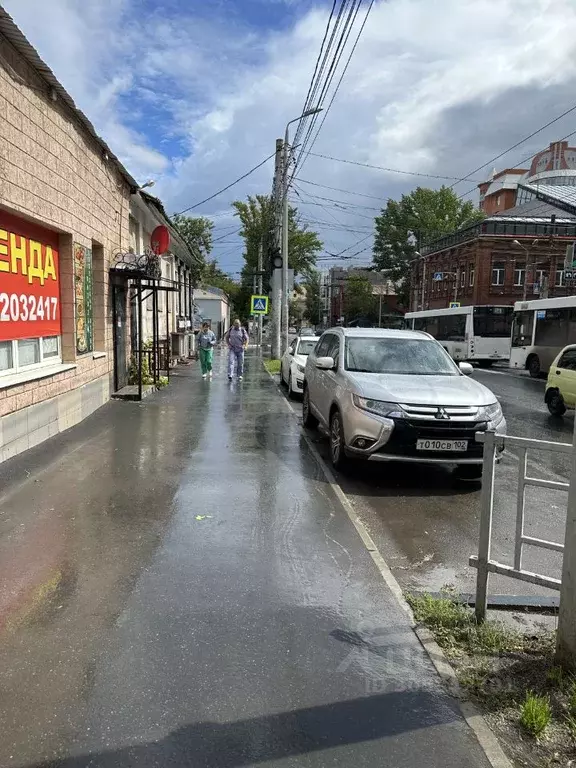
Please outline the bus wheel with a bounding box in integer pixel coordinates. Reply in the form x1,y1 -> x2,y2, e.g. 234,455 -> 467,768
527,355 -> 541,378
477,360 -> 494,369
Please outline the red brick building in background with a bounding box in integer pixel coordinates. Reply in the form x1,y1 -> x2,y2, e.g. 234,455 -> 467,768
410,184 -> 576,311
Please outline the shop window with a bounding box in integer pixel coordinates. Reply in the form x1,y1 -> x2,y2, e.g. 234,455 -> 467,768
0,213 -> 62,380
0,336 -> 60,376
74,243 -> 94,354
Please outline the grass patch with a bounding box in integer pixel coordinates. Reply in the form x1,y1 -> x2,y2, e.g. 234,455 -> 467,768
264,359 -> 281,375
519,691 -> 551,737
406,590 -> 576,764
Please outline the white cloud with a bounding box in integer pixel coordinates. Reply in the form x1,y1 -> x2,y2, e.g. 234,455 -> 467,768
4,0 -> 576,274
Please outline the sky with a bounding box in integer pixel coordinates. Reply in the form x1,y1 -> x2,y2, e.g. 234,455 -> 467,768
4,0 -> 576,277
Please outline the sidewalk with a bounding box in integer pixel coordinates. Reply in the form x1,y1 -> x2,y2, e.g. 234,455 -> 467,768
0,350 -> 490,767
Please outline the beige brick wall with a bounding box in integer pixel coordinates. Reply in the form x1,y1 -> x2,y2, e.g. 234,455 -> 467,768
0,33 -> 132,424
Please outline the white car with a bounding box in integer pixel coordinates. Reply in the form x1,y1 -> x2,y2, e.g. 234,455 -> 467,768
281,335 -> 320,398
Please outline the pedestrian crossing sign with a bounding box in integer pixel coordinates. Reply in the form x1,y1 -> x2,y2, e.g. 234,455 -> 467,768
251,295 -> 269,315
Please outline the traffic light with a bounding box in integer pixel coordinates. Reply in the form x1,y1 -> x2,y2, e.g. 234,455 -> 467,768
268,245 -> 282,272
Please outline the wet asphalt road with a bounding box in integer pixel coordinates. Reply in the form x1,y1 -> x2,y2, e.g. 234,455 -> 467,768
301,366 -> 573,601
0,351 -> 489,768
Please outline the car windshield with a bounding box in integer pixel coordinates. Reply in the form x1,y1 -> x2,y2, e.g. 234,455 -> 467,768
345,337 -> 459,375
298,339 -> 317,355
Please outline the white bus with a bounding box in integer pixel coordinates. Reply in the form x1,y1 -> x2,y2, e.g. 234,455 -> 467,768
405,305 -> 513,367
510,295 -> 576,377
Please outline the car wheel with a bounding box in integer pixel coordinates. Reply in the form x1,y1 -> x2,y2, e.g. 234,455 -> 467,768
302,387 -> 318,429
528,355 -> 541,378
456,465 -> 483,482
547,391 -> 566,417
330,410 -> 347,471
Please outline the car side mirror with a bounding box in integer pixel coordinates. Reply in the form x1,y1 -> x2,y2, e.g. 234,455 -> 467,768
316,356 -> 335,370
459,362 -> 474,376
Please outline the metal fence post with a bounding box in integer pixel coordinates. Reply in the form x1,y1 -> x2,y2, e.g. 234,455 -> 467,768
514,447 -> 528,570
475,431 -> 497,623
556,417 -> 576,667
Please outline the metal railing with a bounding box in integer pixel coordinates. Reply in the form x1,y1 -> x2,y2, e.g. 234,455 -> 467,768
470,430 -> 570,621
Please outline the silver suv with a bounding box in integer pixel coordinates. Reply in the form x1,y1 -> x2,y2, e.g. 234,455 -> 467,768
303,328 -> 506,480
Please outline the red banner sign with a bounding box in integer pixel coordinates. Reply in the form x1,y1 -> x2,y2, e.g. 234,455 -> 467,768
0,212 -> 61,341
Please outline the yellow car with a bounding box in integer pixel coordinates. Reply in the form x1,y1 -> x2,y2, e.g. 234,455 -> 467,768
545,344 -> 576,416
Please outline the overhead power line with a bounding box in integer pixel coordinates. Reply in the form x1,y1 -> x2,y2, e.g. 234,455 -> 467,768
172,153 -> 275,216
305,150 -> 486,182
298,177 -> 388,201
295,1 -> 363,169
295,0 -> 375,175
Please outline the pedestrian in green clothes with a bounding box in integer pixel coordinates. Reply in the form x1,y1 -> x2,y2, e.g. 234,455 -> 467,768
197,322 -> 216,379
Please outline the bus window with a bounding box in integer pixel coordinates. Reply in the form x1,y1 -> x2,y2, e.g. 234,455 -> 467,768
413,318 -> 427,332
534,308 -> 570,347
511,311 -> 534,347
473,306 -> 513,338
437,314 -> 466,341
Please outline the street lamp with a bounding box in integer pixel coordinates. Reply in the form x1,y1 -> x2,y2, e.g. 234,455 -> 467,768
281,107 -> 323,354
513,239 -> 539,301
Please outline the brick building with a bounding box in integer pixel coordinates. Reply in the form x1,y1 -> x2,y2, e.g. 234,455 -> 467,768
411,184 -> 576,311
478,140 -> 576,215
326,266 -> 400,326
0,10 -> 196,462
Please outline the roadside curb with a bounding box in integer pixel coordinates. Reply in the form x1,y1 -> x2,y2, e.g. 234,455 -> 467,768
264,365 -> 513,768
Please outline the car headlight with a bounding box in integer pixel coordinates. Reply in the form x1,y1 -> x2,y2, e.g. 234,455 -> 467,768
352,394 -> 405,419
296,363 -> 306,374
480,402 -> 503,423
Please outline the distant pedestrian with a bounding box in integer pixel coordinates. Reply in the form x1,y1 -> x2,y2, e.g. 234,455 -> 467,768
197,322 -> 216,379
227,319 -> 248,380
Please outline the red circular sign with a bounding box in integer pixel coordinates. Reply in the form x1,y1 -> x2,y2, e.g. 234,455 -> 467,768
151,225 -> 170,255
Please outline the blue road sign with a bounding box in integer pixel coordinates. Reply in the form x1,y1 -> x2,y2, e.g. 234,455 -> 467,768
251,295 -> 269,315
433,272 -> 443,281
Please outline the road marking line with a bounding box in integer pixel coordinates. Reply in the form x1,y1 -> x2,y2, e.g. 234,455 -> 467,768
480,368 -> 545,383
264,365 -> 513,768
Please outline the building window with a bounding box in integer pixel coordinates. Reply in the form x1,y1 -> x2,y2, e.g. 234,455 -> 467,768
556,269 -> 565,287
460,269 -> 465,287
74,243 -> 94,354
0,336 -> 61,376
496,195 -> 501,206
514,267 -> 526,286
491,263 -> 505,286
469,267 -> 475,287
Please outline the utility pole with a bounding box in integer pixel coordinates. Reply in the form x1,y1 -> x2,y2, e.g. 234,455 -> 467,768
257,241 -> 263,346
281,129 -> 290,355
271,138 -> 283,359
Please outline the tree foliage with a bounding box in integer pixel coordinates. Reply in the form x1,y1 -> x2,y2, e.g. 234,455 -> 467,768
302,268 -> 322,324
343,274 -> 375,321
172,214 -> 215,284
372,186 -> 485,303
231,194 -> 323,319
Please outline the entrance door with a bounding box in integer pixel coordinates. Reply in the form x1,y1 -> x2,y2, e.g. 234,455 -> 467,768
113,284 -> 128,391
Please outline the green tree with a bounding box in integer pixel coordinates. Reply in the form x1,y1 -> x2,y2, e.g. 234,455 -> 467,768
172,214 -> 215,284
343,274 -> 376,321
232,194 -> 323,318
201,258 -> 239,306
303,269 -> 322,325
373,186 -> 485,303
